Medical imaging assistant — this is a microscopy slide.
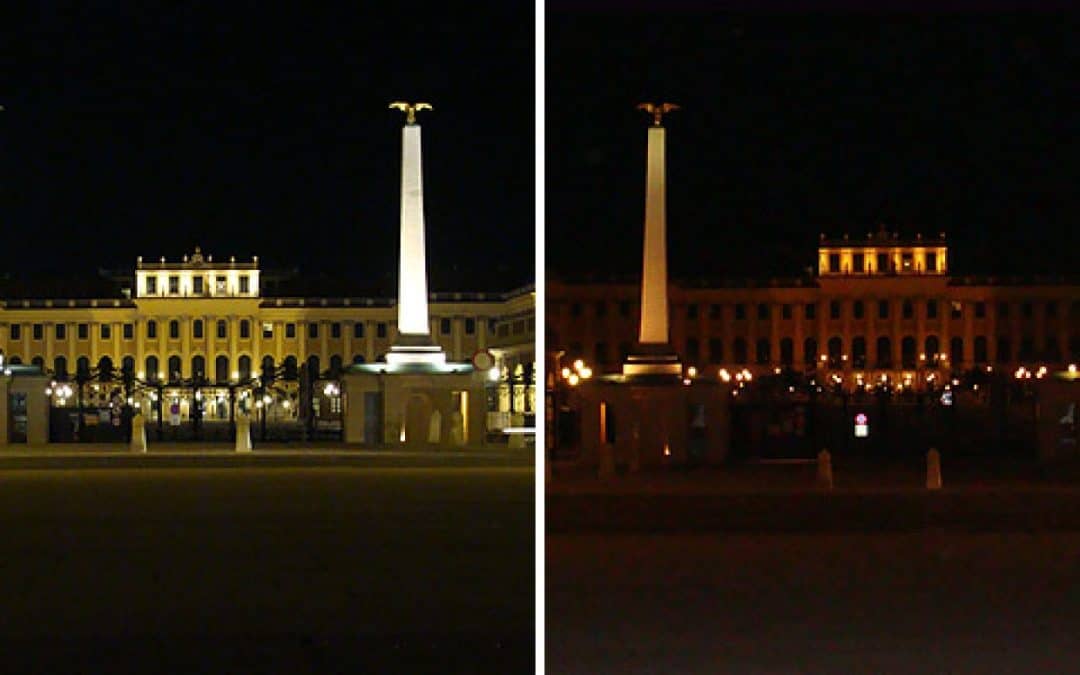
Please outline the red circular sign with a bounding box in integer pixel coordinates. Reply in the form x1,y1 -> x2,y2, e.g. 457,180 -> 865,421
855,413 -> 867,425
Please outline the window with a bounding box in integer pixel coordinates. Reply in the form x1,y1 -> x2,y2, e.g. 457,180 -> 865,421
219,321 -> 229,339
997,337 -> 1012,363
123,323 -> 133,340
852,336 -> 867,368
100,324 -> 111,340
354,322 -> 365,338
780,338 -> 794,365
147,320 -> 157,339
377,323 -> 387,338
998,302 -> 1009,318
876,337 -> 891,368
1046,302 -> 1058,318
975,302 -> 986,319
804,338 -> 818,366
308,322 -> 318,339
464,318 -> 475,335
828,253 -> 840,272
595,301 -> 606,317
332,322 -> 342,338
951,301 -> 963,319
687,304 -> 698,320
950,337 -> 964,364
146,277 -> 157,295
926,252 -> 937,272
240,320 -> 251,339
877,253 -> 888,273
32,324 -> 42,340
190,320 -> 202,339
216,276 -> 226,293
927,300 -> 938,319
168,276 -> 179,294
830,301 -> 840,320
709,304 -> 722,319
286,323 -> 296,338
595,342 -> 610,364
757,303 -> 769,320
781,304 -> 792,320
1022,302 -> 1033,319
240,275 -> 250,294
901,253 -> 913,271
903,300 -> 913,320
853,253 -> 864,272
78,323 -> 88,340
902,336 -> 916,368
733,338 -> 748,364
805,303 -> 816,320
440,318 -> 451,335
193,277 -> 203,294
974,336 -> 988,364
878,301 -> 889,319
756,339 -> 770,364
488,319 -> 498,334
853,300 -> 864,319
709,338 -> 723,363
55,324 -> 66,340
169,320 -> 179,339
734,304 -> 746,320
685,338 -> 700,363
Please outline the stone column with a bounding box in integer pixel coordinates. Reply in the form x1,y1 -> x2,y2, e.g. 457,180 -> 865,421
113,322 -> 121,363
273,320 -> 282,362
365,320 -> 376,362
963,302 -> 975,367
320,321 -> 329,364
230,316 -> 239,365
45,322 -> 54,366
181,316 -> 191,378
396,123 -> 431,339
68,322 -> 76,365
343,322 -> 353,364
136,318 -> 145,376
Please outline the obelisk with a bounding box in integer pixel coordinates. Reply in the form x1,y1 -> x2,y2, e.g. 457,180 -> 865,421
624,102 -> 682,376
387,101 -> 446,365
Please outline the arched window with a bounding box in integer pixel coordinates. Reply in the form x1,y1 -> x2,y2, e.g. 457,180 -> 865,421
779,338 -> 793,366
352,355 -> 366,365
215,355 -> 229,383
974,336 -> 988,364
77,356 -> 91,378
901,336 -> 916,369
283,356 -> 298,380
876,337 -> 891,368
168,355 -> 181,381
997,337 -> 1012,364
192,355 -> 206,380
31,355 -> 44,371
852,336 -> 867,369
8,357 -> 21,365
98,356 -> 114,381
827,336 -> 842,368
685,339 -> 699,364
330,354 -> 343,375
261,355 -> 275,381
54,356 -> 68,380
239,355 -> 252,381
121,356 -> 135,375
925,335 -> 940,362
306,355 -> 320,381
804,338 -> 817,367
755,338 -> 770,365
733,338 -> 748,365
950,337 -> 964,365
146,355 -> 160,382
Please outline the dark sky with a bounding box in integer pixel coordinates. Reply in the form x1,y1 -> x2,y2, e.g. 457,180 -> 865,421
6,3 -> 534,293
546,10 -> 1077,281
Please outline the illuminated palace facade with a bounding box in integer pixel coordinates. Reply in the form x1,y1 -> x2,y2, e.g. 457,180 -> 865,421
549,232 -> 1080,391
0,249 -> 535,423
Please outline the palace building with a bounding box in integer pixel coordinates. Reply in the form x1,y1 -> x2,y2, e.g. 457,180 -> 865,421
0,248 -> 535,436
548,229 -> 1080,392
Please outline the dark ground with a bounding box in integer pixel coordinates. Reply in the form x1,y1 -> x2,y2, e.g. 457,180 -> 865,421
0,460 -> 534,673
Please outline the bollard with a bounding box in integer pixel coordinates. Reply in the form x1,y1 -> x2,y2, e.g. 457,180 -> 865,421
598,444 -> 615,479
816,449 -> 833,489
926,448 -> 942,490
235,416 -> 252,453
130,415 -> 148,453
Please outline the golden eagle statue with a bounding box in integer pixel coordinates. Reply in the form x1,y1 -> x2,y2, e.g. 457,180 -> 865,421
389,101 -> 433,125
636,102 -> 680,126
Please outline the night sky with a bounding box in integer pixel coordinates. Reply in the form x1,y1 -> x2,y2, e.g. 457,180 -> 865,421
6,3 -> 534,293
546,10 -> 1076,281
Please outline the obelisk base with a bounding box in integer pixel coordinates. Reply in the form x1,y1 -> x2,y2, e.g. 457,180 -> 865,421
387,334 -> 446,366
623,343 -> 681,376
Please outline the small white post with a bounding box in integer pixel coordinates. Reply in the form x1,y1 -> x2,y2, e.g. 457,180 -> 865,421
926,448 -> 942,490
235,415 -> 252,453
816,449 -> 833,489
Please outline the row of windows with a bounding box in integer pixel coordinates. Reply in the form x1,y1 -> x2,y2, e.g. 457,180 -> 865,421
576,334 -> 1080,369
5,318 -> 487,342
14,353 -> 370,381
568,299 -> 1080,321
824,251 -> 937,274
145,274 -> 251,295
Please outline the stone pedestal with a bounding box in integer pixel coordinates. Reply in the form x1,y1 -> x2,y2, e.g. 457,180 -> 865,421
131,415 -> 148,453
577,375 -> 730,470
235,415 -> 252,453
342,364 -> 487,448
